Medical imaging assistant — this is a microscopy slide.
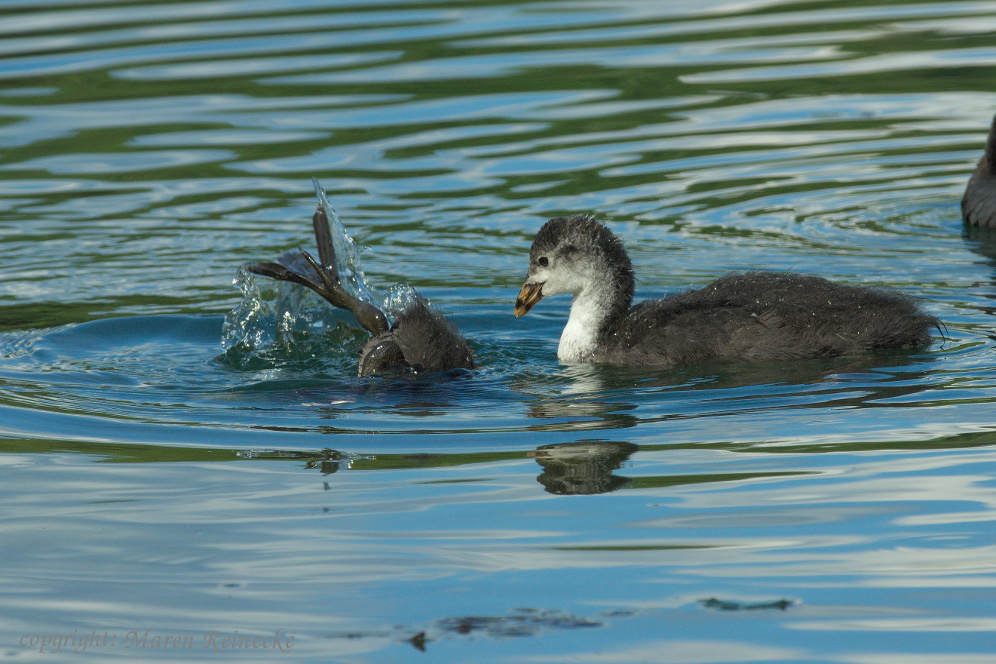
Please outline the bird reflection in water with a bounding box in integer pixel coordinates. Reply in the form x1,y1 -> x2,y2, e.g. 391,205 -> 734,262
288,442 -> 637,495
529,440 -> 638,495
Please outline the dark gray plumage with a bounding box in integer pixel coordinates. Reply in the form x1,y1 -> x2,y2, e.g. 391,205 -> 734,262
357,293 -> 474,377
246,206 -> 474,377
963,112 -> 996,228
515,215 -> 937,368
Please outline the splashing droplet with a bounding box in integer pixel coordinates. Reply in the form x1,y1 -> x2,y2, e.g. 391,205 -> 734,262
221,179 -> 440,369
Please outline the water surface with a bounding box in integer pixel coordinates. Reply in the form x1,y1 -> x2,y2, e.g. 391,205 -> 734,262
3,0 -> 996,661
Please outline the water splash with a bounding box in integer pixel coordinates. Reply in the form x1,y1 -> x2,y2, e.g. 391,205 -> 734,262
220,180 -> 435,368
222,269 -> 312,354
220,268 -> 364,370
381,281 -> 425,320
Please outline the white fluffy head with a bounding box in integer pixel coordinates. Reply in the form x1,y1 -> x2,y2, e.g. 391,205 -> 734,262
523,214 -> 633,300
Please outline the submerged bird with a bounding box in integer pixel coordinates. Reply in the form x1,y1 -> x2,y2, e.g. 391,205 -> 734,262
514,215 -> 937,367
963,112 -> 996,228
246,205 -> 474,377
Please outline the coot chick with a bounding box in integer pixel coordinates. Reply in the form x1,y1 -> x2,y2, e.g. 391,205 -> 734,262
246,205 -> 474,377
963,112 -> 996,228
514,215 -> 936,367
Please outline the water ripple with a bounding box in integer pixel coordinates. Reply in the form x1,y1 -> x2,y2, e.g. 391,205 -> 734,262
3,1 -> 996,659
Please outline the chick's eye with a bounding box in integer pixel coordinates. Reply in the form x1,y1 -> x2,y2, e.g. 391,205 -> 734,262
538,256 -> 549,267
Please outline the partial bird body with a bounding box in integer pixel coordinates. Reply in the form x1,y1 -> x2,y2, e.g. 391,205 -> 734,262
963,112 -> 996,228
594,272 -> 932,366
516,215 -> 936,368
246,204 -> 474,377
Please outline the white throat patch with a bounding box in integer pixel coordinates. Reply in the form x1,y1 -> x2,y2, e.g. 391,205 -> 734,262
557,286 -> 611,363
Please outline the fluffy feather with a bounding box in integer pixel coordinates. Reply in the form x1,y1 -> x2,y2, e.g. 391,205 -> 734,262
517,217 -> 937,368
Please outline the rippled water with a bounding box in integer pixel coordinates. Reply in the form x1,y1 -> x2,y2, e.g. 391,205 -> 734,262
3,0 -> 996,661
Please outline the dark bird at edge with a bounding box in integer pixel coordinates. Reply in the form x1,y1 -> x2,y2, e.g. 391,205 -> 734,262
963,112 -> 996,228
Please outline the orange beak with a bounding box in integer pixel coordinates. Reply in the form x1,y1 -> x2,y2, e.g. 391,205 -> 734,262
514,282 -> 544,318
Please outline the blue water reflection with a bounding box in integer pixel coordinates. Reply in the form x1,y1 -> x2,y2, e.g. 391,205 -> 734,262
2,0 -> 996,662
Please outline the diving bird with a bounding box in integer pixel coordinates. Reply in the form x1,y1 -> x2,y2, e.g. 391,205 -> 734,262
514,215 -> 937,367
963,112 -> 996,228
245,205 -> 474,377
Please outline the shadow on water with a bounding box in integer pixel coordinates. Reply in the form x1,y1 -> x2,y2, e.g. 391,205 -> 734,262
392,598 -> 792,653
8,427 -> 996,490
